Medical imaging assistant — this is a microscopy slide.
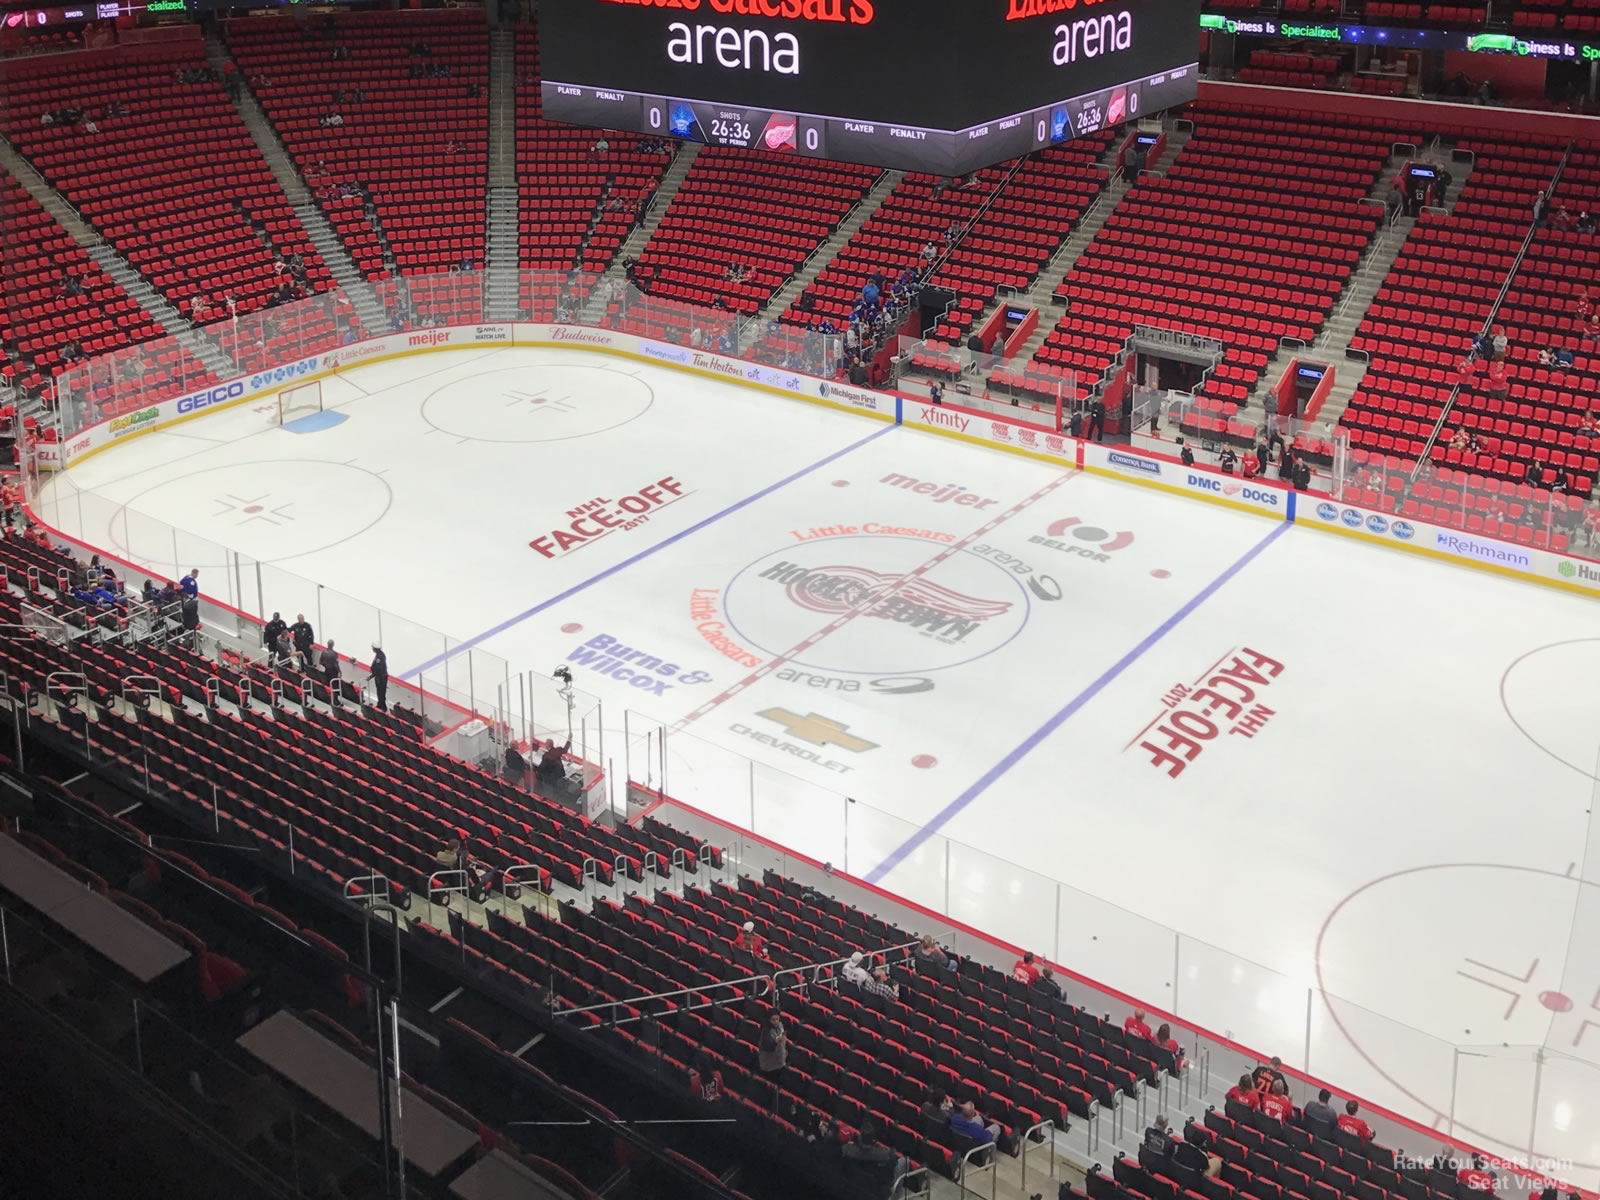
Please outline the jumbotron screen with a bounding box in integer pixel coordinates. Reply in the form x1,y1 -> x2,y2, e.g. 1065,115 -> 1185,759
539,0 -> 1201,174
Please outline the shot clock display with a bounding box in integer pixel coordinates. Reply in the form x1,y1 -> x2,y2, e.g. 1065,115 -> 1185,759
539,0 -> 1200,174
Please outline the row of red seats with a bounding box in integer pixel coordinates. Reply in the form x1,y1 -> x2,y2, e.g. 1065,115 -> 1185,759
225,10 -> 488,283
3,42 -> 332,323
1026,102 -> 1392,415
516,25 -> 670,276
0,176 -> 164,403
1341,137 -> 1600,495
634,147 -> 879,316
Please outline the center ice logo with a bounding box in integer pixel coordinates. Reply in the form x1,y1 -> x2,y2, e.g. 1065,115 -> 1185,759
721,534 -> 1032,677
763,561 -> 1014,635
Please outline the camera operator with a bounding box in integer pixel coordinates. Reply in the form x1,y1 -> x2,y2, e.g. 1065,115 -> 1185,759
537,736 -> 572,795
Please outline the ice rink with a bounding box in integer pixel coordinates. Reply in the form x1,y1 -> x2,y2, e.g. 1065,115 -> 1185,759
36,344 -> 1600,1180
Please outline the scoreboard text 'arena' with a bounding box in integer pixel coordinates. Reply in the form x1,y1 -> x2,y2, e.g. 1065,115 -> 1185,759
541,0 -> 1198,174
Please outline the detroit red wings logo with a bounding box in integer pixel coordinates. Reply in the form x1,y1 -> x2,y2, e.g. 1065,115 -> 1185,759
784,564 -> 1014,622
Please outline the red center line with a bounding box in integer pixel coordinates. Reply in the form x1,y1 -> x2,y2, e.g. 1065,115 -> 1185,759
674,472 -> 1080,731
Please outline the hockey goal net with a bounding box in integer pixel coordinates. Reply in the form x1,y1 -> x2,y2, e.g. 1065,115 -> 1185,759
277,380 -> 324,425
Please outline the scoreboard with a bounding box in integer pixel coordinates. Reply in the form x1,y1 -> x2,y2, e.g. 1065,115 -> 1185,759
539,0 -> 1201,175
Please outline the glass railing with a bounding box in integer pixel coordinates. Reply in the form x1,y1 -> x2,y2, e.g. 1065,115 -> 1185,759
22,267 -> 1600,1186
621,708 -> 1600,1190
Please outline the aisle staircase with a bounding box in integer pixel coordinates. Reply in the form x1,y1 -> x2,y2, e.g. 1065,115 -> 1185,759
484,27 -> 521,321
757,168 -> 904,325
0,139 -> 234,386
1296,146 -> 1476,429
205,30 -> 389,337
980,127 -> 1175,375
579,142 -> 701,321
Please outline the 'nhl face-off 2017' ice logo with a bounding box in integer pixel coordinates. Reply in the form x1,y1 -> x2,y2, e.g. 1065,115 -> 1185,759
720,534 -> 1033,677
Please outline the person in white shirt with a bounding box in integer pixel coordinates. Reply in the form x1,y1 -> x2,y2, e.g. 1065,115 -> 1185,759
842,951 -> 871,987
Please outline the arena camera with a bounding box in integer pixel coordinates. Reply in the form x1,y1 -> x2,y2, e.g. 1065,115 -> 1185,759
553,665 -> 574,687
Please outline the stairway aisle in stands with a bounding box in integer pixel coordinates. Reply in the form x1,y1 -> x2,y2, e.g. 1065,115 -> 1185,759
225,8 -> 491,328
484,27 -> 520,322
746,168 -> 904,349
1306,150 -> 1475,430
0,141 -> 233,388
1233,151 -> 1420,421
578,143 -> 702,323
1336,134 -> 1595,503
206,27 -> 389,338
982,129 -> 1163,381
3,40 -> 343,368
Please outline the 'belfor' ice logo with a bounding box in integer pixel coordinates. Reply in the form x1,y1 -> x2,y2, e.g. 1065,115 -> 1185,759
721,534 -> 1032,677
1029,516 -> 1133,565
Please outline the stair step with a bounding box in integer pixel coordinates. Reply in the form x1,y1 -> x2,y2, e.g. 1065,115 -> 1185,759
209,27 -> 388,333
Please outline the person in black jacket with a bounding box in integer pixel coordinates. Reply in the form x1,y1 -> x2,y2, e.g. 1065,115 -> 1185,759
369,644 -> 388,711
262,611 -> 287,654
840,1120 -> 908,1189
537,738 -> 570,792
289,613 -> 315,671
318,641 -> 341,705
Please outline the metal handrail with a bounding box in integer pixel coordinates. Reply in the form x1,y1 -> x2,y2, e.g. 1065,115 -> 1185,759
956,1139 -> 997,1199
119,674 -> 161,705
271,675 -> 305,708
773,936 -> 948,996
557,969 -> 775,1025
1086,1098 -> 1101,1154
1410,137 -> 1574,482
762,166 -> 890,325
926,155 -> 1030,282
580,856 -> 601,895
428,869 -> 471,904
44,671 -> 87,701
561,935 -> 934,1025
502,864 -> 545,896
344,872 -> 392,904
695,841 -> 726,878
891,1166 -> 931,1198
1020,1118 -> 1058,1192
